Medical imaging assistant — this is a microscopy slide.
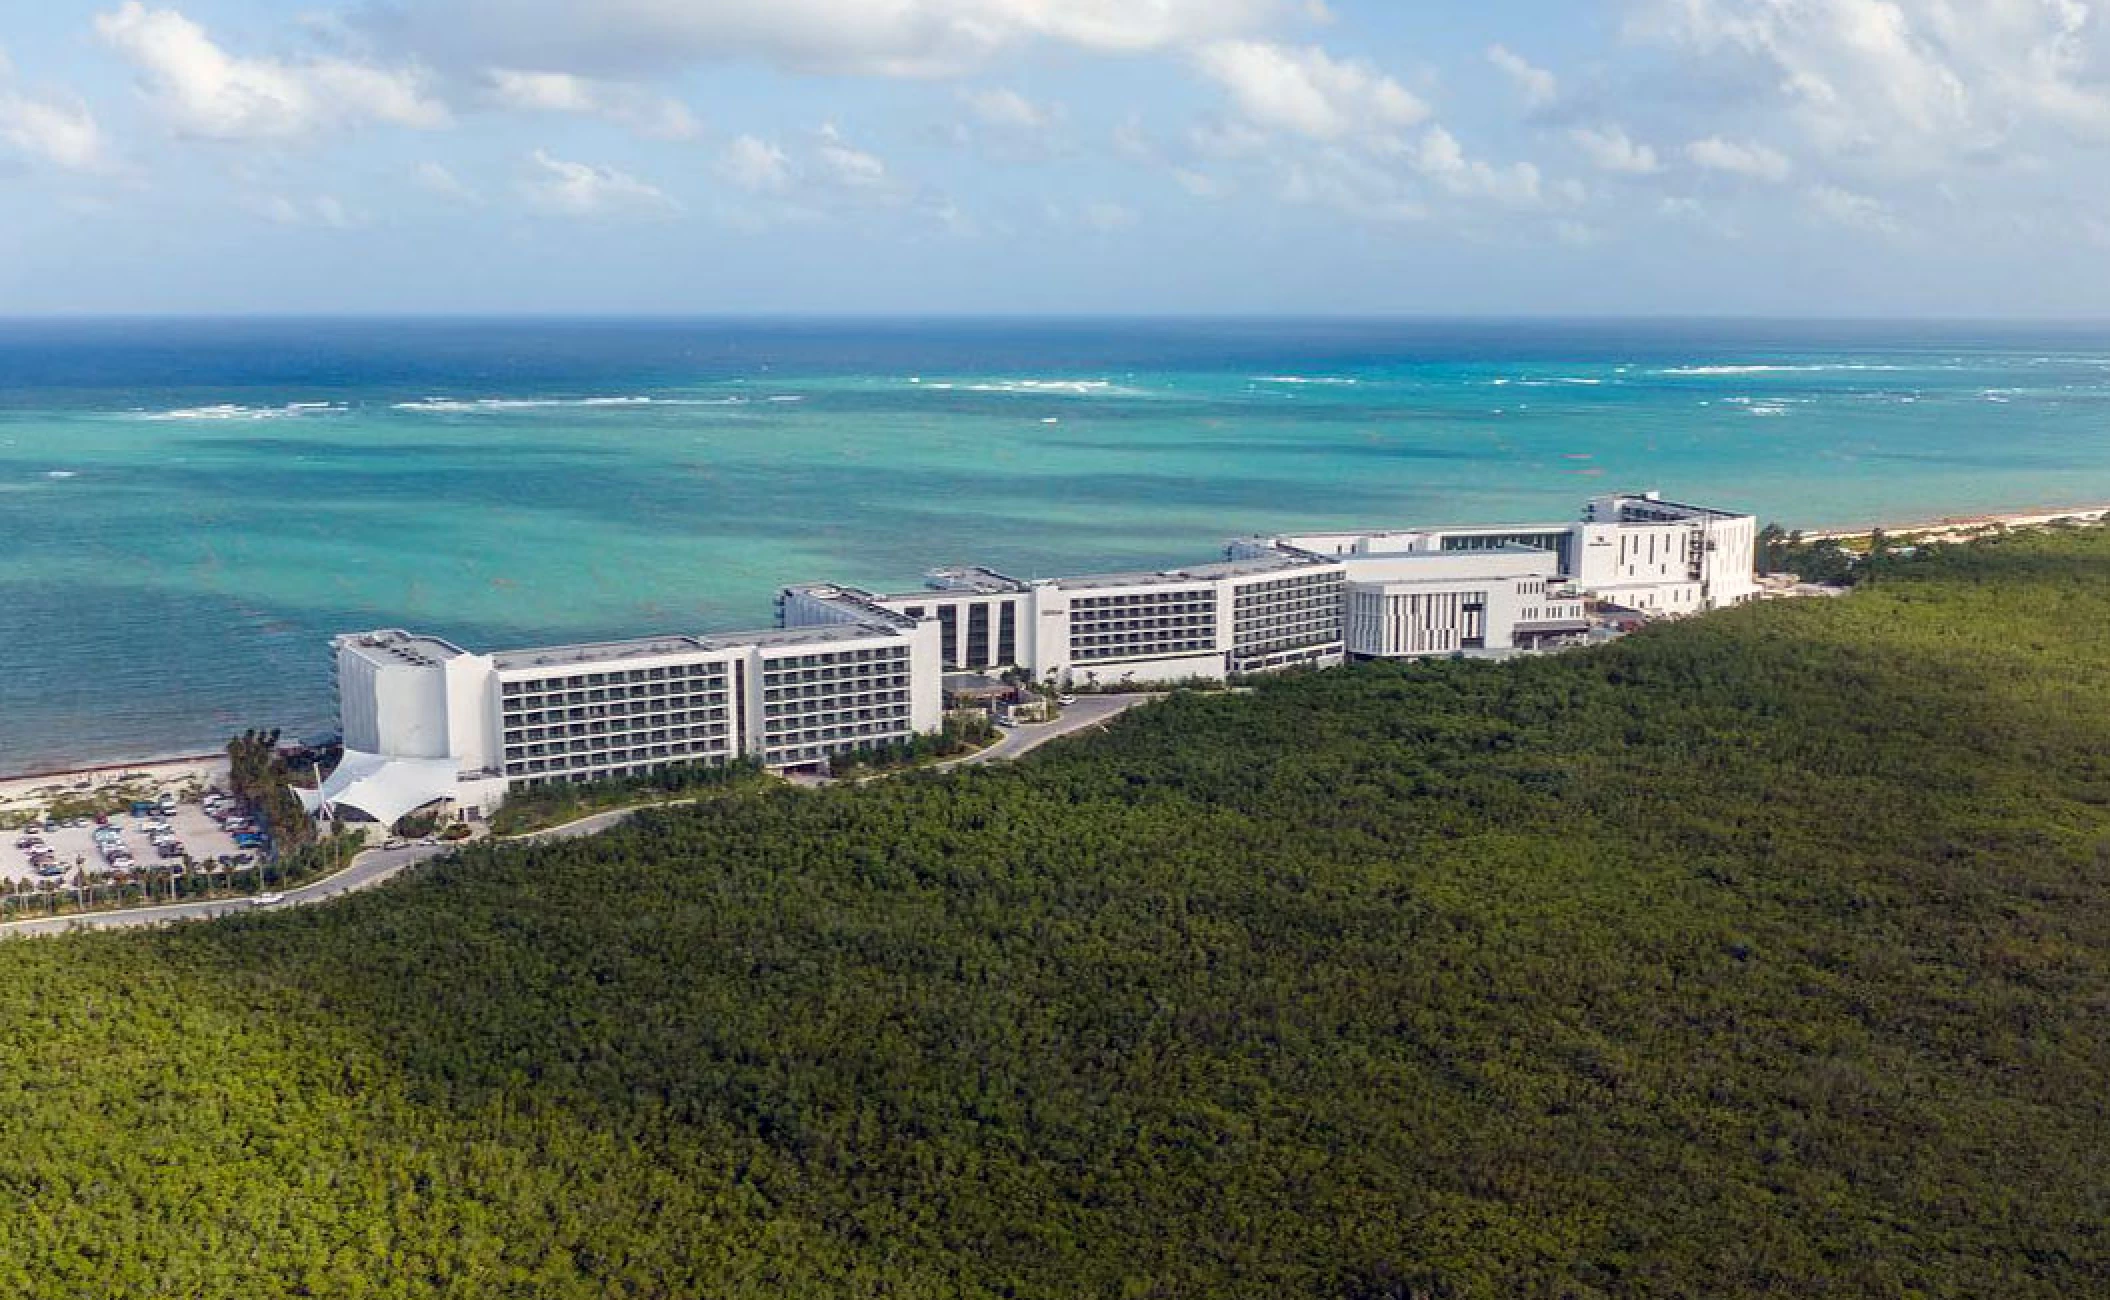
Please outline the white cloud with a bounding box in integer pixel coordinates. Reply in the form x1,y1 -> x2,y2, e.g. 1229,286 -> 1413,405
313,195 -> 355,229
712,125 -> 915,226
1408,125 -> 1543,205
95,1 -> 448,140
815,123 -> 888,189
0,89 -> 107,171
1280,146 -> 1425,222
247,192 -> 359,227
1174,167 -> 1227,198
1195,40 -> 1428,141
1487,44 -> 1557,108
1632,0 -> 2110,167
412,160 -> 480,203
717,134 -> 792,194
963,87 -> 1053,130
1660,194 -> 1745,238
371,0 -> 1274,80
1111,115 -> 1158,162
485,68 -> 700,140
1808,182 -> 1900,234
1685,135 -> 1792,181
1079,200 -> 1137,231
487,68 -> 594,114
1570,124 -> 1662,174
520,148 -> 675,217
1188,115 -> 1271,159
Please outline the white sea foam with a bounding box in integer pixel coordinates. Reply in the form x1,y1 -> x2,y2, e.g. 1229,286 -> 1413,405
141,402 -> 347,421
45,470 -> 78,479
391,395 -> 730,412
1657,363 -> 1909,376
766,395 -> 804,403
1253,375 -> 1360,386
957,379 -> 1129,396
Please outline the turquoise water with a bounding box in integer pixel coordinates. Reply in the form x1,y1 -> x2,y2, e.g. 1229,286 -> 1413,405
3,317 -> 2109,772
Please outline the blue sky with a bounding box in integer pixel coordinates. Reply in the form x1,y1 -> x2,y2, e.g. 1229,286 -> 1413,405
4,0 -> 2110,315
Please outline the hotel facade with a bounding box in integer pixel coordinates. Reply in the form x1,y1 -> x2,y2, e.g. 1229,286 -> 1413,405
315,491 -> 1757,823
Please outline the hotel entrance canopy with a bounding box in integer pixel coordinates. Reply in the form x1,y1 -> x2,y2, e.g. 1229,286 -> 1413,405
298,750 -> 459,827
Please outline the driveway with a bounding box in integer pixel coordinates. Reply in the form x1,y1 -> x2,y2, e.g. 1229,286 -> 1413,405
2,694 -> 1157,936
942,693 -> 1152,768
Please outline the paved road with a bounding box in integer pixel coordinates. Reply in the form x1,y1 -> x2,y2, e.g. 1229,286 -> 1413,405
0,840 -> 449,938
3,695 -> 1156,937
941,693 -> 1153,768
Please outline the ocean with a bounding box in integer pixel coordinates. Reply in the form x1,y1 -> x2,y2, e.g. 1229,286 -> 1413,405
3,316 -> 2108,773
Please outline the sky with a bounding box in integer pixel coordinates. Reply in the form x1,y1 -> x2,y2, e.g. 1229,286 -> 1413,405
3,0 -> 2110,315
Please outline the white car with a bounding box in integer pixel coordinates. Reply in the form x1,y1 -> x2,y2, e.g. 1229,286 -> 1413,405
250,892 -> 284,906
1057,694 -> 1078,706
383,838 -> 407,850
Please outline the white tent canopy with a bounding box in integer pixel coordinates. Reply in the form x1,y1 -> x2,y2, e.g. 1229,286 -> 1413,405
299,749 -> 459,827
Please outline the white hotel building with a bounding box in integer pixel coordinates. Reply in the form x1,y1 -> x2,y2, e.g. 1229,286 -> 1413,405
312,594 -> 942,825
780,549 -> 1350,687
316,491 -> 1756,823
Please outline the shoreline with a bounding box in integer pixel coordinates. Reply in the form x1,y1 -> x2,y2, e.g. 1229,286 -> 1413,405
1798,502 -> 2110,542
0,750 -> 224,786
0,753 -> 232,819
7,499 -> 2106,801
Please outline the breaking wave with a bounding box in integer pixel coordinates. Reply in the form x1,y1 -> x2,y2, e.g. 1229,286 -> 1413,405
912,378 -> 1134,397
139,403 -> 347,421
1657,364 -> 1911,376
391,395 -> 743,412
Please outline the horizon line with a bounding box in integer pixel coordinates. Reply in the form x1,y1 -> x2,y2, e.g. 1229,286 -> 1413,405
8,310 -> 2110,326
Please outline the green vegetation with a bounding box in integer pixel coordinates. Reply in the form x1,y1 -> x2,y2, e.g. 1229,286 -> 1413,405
486,757 -> 769,836
828,711 -> 998,778
391,808 -> 445,839
0,772 -> 191,829
0,826 -> 358,919
227,728 -> 315,853
6,529 -> 2110,1295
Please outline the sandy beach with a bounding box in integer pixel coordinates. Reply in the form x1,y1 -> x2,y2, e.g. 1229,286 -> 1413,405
1800,503 -> 2110,544
4,501 -> 2105,805
0,754 -> 230,820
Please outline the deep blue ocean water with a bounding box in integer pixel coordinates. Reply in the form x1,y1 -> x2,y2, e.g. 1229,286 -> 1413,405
3,317 -> 2108,772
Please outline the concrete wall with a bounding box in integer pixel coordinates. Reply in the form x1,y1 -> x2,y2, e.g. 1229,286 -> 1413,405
337,649 -> 452,760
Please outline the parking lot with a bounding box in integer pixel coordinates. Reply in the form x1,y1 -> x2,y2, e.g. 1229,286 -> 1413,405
7,796 -> 257,886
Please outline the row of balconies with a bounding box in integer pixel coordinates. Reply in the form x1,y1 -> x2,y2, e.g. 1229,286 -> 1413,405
504,703 -> 727,728
507,728 -> 730,757
507,742 -> 728,775
503,666 -> 727,694
505,711 -> 731,742
504,681 -> 726,705
762,666 -> 908,688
